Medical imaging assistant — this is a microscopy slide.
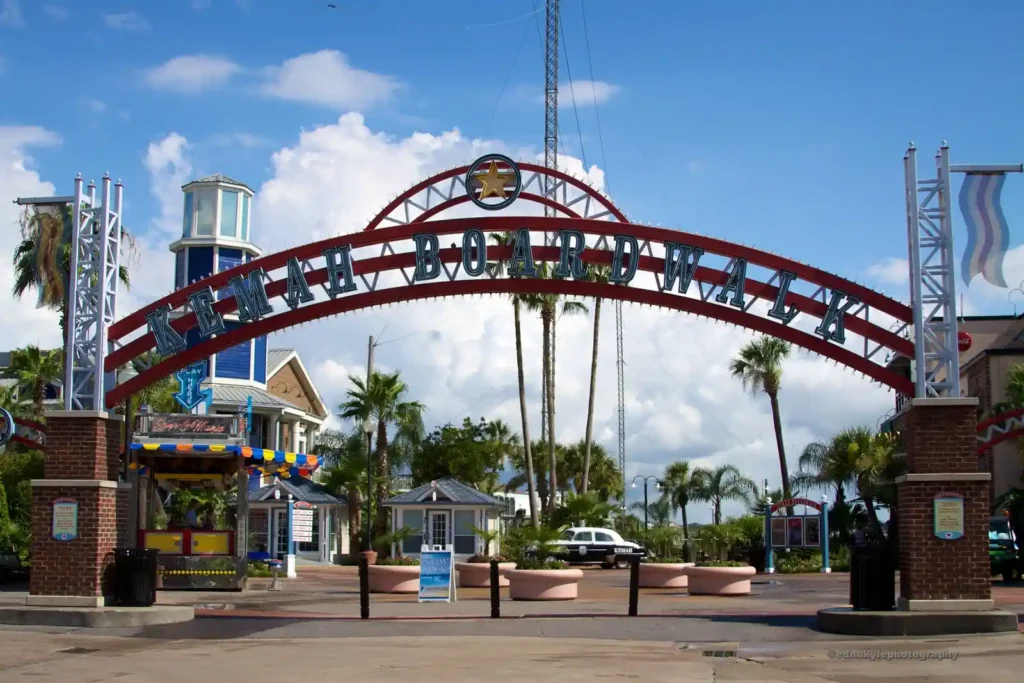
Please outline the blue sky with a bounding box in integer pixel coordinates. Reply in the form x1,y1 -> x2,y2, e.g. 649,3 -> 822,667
3,1 -> 1024,520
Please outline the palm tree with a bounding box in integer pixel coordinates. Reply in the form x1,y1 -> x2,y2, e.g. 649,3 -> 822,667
489,231 -> 539,528
843,427 -> 904,541
14,205 -> 133,346
691,464 -> 756,525
659,461 -> 700,540
630,497 -> 672,527
483,419 -> 521,494
560,440 -> 623,502
729,336 -> 793,511
554,492 -> 616,528
581,265 -> 611,494
315,428 -> 369,553
3,346 -> 62,418
338,370 -> 425,542
793,434 -> 859,506
520,264 -> 587,518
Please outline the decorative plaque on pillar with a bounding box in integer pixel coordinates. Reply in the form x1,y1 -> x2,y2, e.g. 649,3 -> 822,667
933,493 -> 965,540
51,497 -> 79,541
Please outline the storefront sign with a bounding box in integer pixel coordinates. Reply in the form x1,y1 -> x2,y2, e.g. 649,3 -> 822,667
933,495 -> 964,540
0,408 -> 13,447
144,414 -> 235,439
419,549 -> 454,603
52,497 -> 78,541
292,508 -> 314,543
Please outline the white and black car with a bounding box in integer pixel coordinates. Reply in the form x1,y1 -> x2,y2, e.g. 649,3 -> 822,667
549,527 -> 647,569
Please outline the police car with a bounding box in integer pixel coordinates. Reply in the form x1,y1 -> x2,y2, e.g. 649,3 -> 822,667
550,527 -> 647,569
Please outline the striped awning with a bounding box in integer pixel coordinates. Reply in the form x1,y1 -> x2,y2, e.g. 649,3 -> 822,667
129,443 -> 321,471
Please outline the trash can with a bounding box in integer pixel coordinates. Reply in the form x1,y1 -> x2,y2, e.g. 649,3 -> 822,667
114,548 -> 159,607
849,545 -> 895,611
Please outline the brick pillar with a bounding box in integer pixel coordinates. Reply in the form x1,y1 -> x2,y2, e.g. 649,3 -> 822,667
28,411 -> 125,608
896,398 -> 993,611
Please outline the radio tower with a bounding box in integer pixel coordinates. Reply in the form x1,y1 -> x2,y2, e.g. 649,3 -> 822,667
540,0 -> 559,444
616,300 -> 626,503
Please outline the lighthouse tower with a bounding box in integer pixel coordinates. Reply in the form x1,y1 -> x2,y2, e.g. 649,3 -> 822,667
169,174 -> 269,388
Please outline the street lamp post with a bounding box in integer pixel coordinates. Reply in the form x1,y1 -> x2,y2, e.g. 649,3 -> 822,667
362,418 -> 375,552
631,475 -> 662,530
117,365 -> 139,548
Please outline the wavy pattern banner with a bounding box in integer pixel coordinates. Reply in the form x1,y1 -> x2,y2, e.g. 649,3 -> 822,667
959,172 -> 1010,287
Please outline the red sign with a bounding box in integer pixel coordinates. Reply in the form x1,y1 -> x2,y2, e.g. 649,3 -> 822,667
958,331 -> 972,353
294,501 -> 313,510
146,414 -> 233,438
769,497 -> 823,514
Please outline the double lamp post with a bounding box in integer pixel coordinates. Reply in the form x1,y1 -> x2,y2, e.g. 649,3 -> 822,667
631,474 -> 662,530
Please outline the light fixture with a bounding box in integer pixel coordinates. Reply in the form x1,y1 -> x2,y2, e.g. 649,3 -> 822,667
362,418 -> 374,435
631,482 -> 636,489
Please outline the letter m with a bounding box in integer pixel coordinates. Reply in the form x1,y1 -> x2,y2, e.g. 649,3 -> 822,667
229,269 -> 274,322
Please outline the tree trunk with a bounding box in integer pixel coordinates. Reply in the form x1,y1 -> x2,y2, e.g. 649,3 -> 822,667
681,503 -> 689,539
33,379 -> 45,419
767,391 -> 793,516
347,487 -> 362,554
514,298 -> 539,529
835,484 -> 845,507
374,420 -> 390,549
863,495 -> 885,541
542,309 -> 558,518
581,297 -> 602,494
713,499 -> 721,526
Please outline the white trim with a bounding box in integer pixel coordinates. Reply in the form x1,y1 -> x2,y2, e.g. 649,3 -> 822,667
897,597 -> 995,612
895,473 -> 991,483
272,353 -> 330,421
168,236 -> 263,257
266,349 -> 297,379
31,479 -> 118,488
26,595 -> 104,608
43,410 -> 122,421
909,397 -> 979,408
182,178 -> 255,197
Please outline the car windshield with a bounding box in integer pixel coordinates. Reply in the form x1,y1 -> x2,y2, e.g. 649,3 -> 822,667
562,530 -> 576,541
990,519 -> 1012,541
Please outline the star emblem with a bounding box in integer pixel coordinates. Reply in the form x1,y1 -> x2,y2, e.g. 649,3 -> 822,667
473,161 -> 512,200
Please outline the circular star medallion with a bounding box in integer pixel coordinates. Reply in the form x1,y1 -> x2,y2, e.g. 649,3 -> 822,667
465,154 -> 522,211
0,408 -> 13,447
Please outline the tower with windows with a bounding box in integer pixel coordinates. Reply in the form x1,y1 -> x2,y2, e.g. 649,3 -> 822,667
169,174 -> 269,387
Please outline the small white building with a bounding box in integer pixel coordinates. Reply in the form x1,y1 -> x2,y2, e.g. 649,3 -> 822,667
384,478 -> 505,558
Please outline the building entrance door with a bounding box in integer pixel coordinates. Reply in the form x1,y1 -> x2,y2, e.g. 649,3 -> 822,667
428,511 -> 449,550
274,509 -> 289,559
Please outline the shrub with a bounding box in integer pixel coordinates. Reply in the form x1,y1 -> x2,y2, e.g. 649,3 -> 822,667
246,562 -> 274,577
698,560 -> 747,568
466,553 -> 509,564
518,557 -> 569,570
643,556 -> 687,564
377,556 -> 420,566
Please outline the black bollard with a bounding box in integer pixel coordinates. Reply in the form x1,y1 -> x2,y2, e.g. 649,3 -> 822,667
489,559 -> 500,618
358,555 -> 370,620
628,555 -> 640,617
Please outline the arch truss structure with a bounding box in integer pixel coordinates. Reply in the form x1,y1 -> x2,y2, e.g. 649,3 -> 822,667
104,210 -> 915,407
976,406 -> 1024,454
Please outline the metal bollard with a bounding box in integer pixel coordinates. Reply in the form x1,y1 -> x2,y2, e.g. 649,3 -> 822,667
628,555 -> 640,617
268,562 -> 282,591
358,555 -> 370,620
489,559 -> 500,618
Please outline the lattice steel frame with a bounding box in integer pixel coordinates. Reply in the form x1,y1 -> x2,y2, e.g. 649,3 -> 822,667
904,143 -> 960,398
66,174 -> 123,410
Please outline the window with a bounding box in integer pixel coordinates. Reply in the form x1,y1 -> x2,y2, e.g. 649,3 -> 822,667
240,195 -> 250,241
595,532 -> 614,543
402,510 -> 424,554
573,531 -> 593,543
297,510 -> 319,553
454,510 -> 475,554
561,529 -> 575,541
182,192 -> 194,236
195,188 -> 216,236
220,190 -> 239,237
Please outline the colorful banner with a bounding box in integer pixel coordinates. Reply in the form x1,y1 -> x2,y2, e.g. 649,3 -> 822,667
960,172 -> 1011,288
418,549 -> 454,603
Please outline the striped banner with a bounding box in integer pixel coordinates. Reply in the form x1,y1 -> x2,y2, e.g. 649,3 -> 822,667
960,172 -> 1011,287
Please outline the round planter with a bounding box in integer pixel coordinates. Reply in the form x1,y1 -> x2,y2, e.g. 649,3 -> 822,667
367,564 -> 420,593
455,562 -> 517,588
360,550 -> 378,566
684,565 -> 756,596
638,562 -> 695,589
506,568 -> 584,601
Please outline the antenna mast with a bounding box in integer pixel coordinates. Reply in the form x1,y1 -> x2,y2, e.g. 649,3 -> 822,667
540,0 -> 559,443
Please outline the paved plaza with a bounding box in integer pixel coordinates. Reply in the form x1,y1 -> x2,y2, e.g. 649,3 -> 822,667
2,569 -> 1023,681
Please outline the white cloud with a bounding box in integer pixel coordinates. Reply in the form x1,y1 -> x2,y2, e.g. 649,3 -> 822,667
43,5 -> 69,20
259,50 -> 399,110
209,132 -> 272,149
85,98 -> 107,114
867,257 -> 907,286
0,126 -> 65,350
562,80 -> 620,108
103,12 -> 150,32
144,133 -> 191,237
145,55 -> 240,93
0,0 -> 24,27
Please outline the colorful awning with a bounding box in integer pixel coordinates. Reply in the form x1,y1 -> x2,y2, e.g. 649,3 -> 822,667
130,443 -> 321,469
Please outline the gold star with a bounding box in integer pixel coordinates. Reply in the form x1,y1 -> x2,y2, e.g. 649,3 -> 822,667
474,161 -> 512,200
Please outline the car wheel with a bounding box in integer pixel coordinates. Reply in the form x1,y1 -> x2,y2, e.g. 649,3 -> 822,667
1003,569 -> 1015,583
600,561 -> 614,570
614,557 -> 630,570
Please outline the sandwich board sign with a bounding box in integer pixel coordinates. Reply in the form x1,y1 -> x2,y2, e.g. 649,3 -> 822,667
418,546 -> 455,603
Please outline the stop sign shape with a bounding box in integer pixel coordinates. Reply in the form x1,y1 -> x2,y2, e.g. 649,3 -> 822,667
958,331 -> 972,353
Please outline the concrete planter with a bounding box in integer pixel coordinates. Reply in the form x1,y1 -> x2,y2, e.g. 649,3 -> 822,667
684,565 -> 756,595
507,568 -> 584,601
455,562 -> 517,588
367,564 -> 420,593
639,562 -> 695,589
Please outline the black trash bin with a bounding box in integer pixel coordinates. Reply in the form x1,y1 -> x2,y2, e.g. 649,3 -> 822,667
849,545 -> 895,611
114,548 -> 159,607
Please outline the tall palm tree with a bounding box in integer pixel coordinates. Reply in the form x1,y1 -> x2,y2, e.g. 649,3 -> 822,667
793,434 -> 859,506
560,439 -> 623,502
14,205 -> 133,346
3,346 -> 62,418
660,461 -> 700,540
489,231 -> 539,528
338,370 -> 425,541
581,265 -> 611,494
483,419 -> 521,494
729,336 -> 793,511
630,497 -> 672,527
691,464 -> 756,525
315,428 -> 370,553
840,427 -> 903,540
520,264 -> 587,518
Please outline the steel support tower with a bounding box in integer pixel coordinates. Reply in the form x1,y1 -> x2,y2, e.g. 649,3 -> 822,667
540,0 -> 559,444
615,299 -> 626,498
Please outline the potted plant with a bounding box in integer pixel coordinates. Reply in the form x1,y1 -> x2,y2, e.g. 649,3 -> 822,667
367,527 -> 421,593
638,526 -> 693,588
685,560 -> 756,595
455,526 -> 517,587
505,526 -> 583,600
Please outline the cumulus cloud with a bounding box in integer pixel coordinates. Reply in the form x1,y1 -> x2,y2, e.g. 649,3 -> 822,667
259,50 -> 400,110
103,12 -> 150,31
144,133 -> 191,237
145,55 -> 240,93
561,80 -> 620,108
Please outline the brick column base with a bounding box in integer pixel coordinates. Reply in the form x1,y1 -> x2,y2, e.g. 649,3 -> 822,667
27,411 -> 125,608
896,398 -> 992,611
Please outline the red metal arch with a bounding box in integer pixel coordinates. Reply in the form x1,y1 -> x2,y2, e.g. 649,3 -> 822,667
976,406 -> 1024,454
107,277 -> 914,408
363,161 -> 628,231
769,497 -> 823,514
